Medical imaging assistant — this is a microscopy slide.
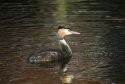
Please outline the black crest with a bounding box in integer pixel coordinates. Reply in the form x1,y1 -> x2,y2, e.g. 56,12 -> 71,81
58,26 -> 65,29
58,25 -> 71,30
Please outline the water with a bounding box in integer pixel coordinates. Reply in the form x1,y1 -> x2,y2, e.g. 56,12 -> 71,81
0,0 -> 125,84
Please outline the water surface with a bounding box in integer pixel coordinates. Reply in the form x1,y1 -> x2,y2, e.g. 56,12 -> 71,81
0,0 -> 125,84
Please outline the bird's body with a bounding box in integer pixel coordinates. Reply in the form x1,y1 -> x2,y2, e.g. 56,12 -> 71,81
28,26 -> 80,74
29,49 -> 62,68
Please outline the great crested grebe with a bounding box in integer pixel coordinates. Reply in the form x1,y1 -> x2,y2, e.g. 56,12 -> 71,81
28,26 -> 80,74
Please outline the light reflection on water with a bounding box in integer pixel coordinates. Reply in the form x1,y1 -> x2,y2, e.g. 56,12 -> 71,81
0,0 -> 125,84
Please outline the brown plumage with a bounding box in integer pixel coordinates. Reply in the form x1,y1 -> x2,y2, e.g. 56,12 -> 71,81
29,49 -> 62,68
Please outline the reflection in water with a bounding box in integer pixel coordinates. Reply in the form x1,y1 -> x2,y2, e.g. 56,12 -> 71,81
0,0 -> 125,84
53,0 -> 67,23
60,73 -> 74,83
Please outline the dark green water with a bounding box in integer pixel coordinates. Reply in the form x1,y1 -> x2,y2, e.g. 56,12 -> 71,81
0,0 -> 125,84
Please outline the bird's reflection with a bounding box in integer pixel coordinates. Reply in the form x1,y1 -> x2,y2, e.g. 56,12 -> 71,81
59,73 -> 74,83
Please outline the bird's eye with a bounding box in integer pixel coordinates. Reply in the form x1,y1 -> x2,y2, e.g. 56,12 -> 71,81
68,29 -> 71,32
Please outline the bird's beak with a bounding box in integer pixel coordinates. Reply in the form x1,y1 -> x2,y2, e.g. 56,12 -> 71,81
70,30 -> 80,34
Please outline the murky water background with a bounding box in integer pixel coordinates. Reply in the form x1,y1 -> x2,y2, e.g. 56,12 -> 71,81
0,0 -> 125,84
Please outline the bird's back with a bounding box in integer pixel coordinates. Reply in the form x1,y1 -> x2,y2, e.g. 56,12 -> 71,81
28,49 -> 62,68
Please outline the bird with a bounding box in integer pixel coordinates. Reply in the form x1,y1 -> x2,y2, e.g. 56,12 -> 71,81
28,26 -> 80,74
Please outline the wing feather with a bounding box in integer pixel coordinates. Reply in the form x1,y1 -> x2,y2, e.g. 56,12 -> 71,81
28,50 -> 61,68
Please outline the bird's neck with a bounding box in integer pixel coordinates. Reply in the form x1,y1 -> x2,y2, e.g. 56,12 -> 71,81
59,39 -> 72,54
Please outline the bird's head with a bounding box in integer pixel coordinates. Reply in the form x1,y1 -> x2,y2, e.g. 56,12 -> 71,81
57,26 -> 80,38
